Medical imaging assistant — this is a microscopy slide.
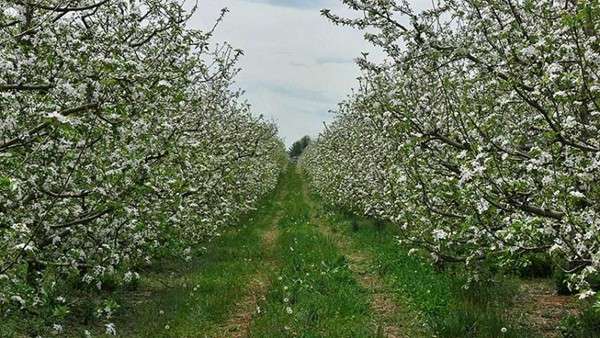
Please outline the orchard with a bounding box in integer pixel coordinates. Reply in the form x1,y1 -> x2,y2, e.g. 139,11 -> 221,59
304,0 -> 600,300
1,0 -> 599,336
1,0 -> 284,334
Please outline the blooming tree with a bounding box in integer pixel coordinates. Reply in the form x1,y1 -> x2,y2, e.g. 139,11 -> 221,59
0,0 -> 284,331
303,0 -> 599,296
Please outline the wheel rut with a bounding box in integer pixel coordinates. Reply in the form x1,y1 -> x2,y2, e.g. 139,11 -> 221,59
213,203 -> 284,337
299,171 -> 423,338
318,221 -> 409,338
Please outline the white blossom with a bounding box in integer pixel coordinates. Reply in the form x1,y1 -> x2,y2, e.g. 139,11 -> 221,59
105,323 -> 117,336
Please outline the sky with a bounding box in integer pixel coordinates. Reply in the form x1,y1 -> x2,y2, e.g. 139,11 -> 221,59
190,0 -> 385,147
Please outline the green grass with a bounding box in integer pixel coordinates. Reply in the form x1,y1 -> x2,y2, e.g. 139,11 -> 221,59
63,170 -> 288,337
116,223 -> 269,337
248,167 -> 376,337
558,304 -> 600,337
11,165 -> 574,337
320,209 -> 537,338
109,166 -> 539,337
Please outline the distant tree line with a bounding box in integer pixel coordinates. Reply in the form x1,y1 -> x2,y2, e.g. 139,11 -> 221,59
289,136 -> 311,159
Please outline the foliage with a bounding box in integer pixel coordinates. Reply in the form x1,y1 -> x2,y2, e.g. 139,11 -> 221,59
302,0 -> 600,301
0,0 -> 285,334
288,135 -> 311,159
559,303 -> 600,337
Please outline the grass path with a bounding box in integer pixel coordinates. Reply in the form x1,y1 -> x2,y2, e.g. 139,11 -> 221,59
109,165 -> 404,337
108,172 -> 289,337
301,171 -> 426,337
247,166 -> 378,337
214,212 -> 282,337
92,165 -> 554,337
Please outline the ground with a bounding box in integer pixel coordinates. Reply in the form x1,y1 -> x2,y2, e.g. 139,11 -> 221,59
80,165 -> 578,337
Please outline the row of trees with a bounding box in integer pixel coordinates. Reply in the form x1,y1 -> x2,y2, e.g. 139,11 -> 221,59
302,0 -> 599,298
0,0 -> 285,332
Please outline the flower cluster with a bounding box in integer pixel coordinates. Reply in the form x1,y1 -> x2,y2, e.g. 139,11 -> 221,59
0,0 -> 284,330
303,0 -> 599,296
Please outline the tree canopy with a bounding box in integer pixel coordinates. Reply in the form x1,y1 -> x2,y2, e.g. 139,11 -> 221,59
0,1 -> 285,333
289,135 -> 312,159
303,0 -> 600,300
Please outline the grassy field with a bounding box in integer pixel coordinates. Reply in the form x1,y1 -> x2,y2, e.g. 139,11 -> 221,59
50,165 -> 583,337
